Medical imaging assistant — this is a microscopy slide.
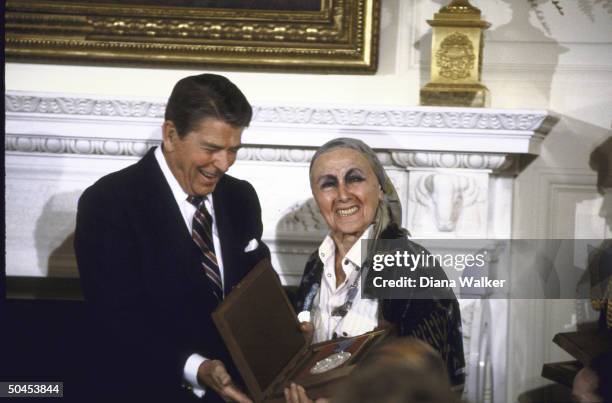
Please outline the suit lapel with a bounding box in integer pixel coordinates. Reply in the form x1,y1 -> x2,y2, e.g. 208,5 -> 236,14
136,148 -> 213,299
136,149 -> 244,301
212,178 -> 242,296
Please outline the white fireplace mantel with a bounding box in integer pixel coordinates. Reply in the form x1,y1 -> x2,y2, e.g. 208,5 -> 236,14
5,91 -> 555,403
5,91 -> 555,275
6,91 -> 552,155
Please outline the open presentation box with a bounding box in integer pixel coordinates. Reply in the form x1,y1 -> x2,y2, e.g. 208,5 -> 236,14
212,259 -> 390,403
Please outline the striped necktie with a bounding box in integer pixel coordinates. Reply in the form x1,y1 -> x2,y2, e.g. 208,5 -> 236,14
187,196 -> 223,301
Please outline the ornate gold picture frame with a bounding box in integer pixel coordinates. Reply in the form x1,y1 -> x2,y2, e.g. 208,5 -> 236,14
5,0 -> 380,73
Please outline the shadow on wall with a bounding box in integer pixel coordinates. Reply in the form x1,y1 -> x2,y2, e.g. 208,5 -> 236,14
377,0 -> 400,76
29,191 -> 83,299
35,191 -> 82,277
274,198 -> 327,287
529,0 -> 612,29
492,0 -> 568,103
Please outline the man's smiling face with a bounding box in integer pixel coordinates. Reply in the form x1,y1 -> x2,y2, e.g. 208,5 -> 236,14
162,117 -> 242,196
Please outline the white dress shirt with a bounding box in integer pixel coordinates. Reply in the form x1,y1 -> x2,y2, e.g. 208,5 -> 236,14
154,146 -> 224,397
311,225 -> 379,343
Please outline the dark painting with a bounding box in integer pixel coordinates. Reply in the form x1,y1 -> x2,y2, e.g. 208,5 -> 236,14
56,0 -> 321,11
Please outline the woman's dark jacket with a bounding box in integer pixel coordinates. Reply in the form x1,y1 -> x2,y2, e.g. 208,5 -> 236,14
294,223 -> 466,388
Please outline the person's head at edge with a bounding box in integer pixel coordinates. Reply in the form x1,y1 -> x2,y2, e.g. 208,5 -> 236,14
333,364 -> 458,403
309,137 -> 403,253
331,339 -> 456,403
359,337 -> 451,384
162,74 -> 252,197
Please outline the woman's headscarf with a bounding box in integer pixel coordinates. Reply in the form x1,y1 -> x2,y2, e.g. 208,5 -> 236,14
309,137 -> 404,242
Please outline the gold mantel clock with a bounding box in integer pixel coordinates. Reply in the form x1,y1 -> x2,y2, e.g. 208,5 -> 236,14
420,0 -> 491,107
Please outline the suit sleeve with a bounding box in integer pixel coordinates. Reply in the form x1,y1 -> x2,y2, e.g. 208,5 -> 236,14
74,184 -> 188,397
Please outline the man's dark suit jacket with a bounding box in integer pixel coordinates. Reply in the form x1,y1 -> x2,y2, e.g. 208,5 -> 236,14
74,147 -> 269,401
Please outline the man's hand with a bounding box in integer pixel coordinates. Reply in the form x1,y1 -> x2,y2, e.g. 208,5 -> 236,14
284,383 -> 329,403
197,360 -> 252,403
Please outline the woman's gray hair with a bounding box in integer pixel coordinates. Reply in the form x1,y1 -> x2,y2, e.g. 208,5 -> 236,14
309,137 -> 404,239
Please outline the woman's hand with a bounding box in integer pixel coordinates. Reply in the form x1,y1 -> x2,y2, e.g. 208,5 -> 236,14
284,383 -> 330,403
299,321 -> 314,344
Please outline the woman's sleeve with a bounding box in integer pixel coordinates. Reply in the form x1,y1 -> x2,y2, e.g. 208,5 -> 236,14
386,239 -> 466,388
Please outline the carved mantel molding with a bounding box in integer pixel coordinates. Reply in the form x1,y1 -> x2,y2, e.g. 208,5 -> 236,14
5,133 -> 515,171
6,92 -> 550,131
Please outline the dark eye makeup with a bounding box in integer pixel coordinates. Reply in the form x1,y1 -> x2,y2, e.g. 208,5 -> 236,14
317,167 -> 367,190
318,175 -> 338,189
345,168 -> 365,183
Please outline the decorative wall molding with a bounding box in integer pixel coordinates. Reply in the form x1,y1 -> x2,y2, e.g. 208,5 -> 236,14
5,133 -> 517,172
391,151 -> 514,172
6,92 -> 554,155
5,134 -> 159,157
6,93 -> 550,131
408,171 -> 489,237
6,91 -> 552,176
253,106 -> 549,131
5,94 -> 166,118
413,173 -> 486,233
237,148 -> 317,164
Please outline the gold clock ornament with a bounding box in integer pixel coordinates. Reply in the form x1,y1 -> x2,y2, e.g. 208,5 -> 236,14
420,0 -> 491,107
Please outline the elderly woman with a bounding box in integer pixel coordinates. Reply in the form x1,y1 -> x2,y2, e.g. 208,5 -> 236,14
291,138 -> 465,394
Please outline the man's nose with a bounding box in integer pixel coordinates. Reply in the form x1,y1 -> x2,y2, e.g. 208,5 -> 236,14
213,151 -> 234,173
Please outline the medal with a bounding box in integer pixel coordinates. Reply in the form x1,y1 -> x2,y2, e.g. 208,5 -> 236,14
309,338 -> 356,374
310,351 -> 352,374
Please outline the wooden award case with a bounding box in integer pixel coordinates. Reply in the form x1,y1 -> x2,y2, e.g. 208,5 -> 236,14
212,259 -> 390,403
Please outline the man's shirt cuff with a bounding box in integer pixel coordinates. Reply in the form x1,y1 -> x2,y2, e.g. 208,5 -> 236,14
183,353 -> 207,398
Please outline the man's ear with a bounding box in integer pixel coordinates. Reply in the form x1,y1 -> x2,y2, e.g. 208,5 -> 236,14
162,121 -> 178,152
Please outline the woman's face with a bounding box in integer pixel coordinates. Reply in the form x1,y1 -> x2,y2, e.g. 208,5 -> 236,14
311,148 -> 383,240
